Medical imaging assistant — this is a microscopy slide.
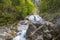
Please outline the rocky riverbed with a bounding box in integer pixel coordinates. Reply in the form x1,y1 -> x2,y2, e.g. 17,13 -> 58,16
0,15 -> 60,40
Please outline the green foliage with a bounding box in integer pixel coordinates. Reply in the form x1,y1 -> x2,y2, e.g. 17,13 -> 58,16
39,0 -> 60,20
39,0 -> 60,13
40,13 -> 60,21
39,0 -> 47,12
0,0 -> 34,25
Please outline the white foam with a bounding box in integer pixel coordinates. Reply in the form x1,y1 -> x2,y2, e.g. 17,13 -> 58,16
13,20 -> 29,40
28,15 -> 44,24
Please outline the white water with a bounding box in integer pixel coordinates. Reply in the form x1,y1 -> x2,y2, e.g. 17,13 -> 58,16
13,20 -> 29,40
13,15 -> 44,40
28,15 -> 44,24
13,0 -> 42,40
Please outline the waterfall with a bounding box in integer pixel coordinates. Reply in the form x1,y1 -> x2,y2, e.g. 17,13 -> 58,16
13,0 -> 42,40
13,20 -> 29,40
13,15 -> 44,40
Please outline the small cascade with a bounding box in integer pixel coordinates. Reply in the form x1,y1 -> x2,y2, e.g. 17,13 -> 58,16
13,15 -> 44,40
13,0 -> 42,40
13,20 -> 29,40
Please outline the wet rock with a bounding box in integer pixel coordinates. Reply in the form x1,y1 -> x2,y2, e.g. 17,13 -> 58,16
26,15 -> 44,25
17,20 -> 29,31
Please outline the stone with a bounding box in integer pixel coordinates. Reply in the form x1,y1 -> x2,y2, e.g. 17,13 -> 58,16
26,15 -> 44,25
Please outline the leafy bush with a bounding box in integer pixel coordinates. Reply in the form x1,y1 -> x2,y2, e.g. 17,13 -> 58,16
0,0 -> 34,25
39,0 -> 60,13
39,0 -> 60,20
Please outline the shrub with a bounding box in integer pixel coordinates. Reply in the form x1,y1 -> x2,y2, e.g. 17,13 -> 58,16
0,0 -> 34,25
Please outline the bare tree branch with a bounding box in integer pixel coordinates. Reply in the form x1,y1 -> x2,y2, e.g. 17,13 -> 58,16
30,25 -> 44,36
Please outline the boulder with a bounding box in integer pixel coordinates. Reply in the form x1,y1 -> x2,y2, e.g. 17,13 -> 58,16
26,15 -> 44,25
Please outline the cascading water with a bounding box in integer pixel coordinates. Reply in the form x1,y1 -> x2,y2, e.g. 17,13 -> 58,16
13,0 -> 43,40
13,20 -> 29,40
12,14 -> 46,40
13,15 -> 44,40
